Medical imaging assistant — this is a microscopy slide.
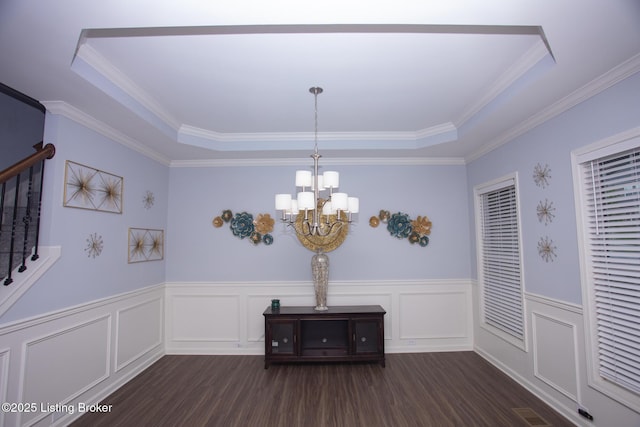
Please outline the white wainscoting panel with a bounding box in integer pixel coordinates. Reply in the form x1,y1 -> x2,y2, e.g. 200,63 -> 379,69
116,297 -> 163,372
0,283 -> 164,427
532,311 -> 579,402
21,315 -> 111,426
0,348 -> 10,427
168,294 -> 240,342
474,289 -> 587,426
399,291 -> 468,339
165,280 -> 473,354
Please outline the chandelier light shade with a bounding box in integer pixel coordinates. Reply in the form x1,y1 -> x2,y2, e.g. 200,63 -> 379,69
275,87 -> 358,250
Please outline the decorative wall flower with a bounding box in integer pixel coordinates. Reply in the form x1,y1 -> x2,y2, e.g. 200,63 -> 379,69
213,210 -> 274,246
412,216 -> 432,235
249,232 -> 262,245
387,212 -> 413,239
230,212 -> 255,239
254,213 -> 275,234
221,210 -> 233,222
371,210 -> 432,247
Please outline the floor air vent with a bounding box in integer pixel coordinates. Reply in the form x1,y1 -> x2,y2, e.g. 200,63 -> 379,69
512,408 -> 550,426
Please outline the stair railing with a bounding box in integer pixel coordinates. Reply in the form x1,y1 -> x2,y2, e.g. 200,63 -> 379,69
0,143 -> 55,285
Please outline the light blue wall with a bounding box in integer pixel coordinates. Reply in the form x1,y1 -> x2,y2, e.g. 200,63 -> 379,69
166,163 -> 471,282
466,71 -> 640,305
0,115 -> 169,323
3,70 -> 638,322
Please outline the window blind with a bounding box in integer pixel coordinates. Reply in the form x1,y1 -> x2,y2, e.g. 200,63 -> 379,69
480,184 -> 524,342
583,147 -> 640,394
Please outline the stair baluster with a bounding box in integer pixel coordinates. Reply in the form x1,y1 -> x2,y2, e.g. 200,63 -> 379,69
0,143 -> 55,286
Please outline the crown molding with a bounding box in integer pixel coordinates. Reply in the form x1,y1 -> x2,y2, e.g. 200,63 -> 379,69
75,43 -> 182,132
456,39 -> 551,127
41,100 -> 465,167
41,101 -> 171,165
466,52 -> 640,163
169,156 -> 465,168
179,121 -> 457,146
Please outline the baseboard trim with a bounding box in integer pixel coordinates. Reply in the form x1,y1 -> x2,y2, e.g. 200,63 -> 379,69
474,345 -> 580,426
54,349 -> 164,426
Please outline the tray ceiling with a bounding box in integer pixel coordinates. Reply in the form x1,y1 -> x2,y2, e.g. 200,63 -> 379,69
1,1 -> 639,164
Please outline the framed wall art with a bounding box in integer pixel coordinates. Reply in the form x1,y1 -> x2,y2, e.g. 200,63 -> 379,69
63,160 -> 123,213
128,228 -> 164,263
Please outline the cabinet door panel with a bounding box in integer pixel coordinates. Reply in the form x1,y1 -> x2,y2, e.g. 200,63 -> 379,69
353,319 -> 381,354
269,320 -> 296,355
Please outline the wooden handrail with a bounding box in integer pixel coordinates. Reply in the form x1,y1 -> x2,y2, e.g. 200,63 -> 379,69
0,143 -> 55,184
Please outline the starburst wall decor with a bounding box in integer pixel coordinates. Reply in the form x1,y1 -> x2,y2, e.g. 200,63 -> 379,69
536,199 -> 556,225
128,228 -> 164,263
537,236 -> 557,263
63,160 -> 123,213
533,163 -> 552,188
143,190 -> 155,209
85,233 -> 104,258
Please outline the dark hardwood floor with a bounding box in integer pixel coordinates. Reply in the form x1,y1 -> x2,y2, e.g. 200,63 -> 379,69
72,352 -> 573,427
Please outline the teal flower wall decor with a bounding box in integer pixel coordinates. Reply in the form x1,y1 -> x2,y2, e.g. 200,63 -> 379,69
387,212 -> 412,239
370,210 -> 432,247
212,210 -> 274,246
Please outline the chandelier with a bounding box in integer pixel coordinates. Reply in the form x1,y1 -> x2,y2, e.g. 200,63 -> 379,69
275,87 -> 359,247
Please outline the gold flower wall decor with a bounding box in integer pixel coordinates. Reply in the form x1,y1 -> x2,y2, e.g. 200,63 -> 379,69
213,210 -> 274,246
370,210 -> 432,247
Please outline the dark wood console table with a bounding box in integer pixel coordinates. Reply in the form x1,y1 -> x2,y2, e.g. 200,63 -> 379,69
263,305 -> 385,368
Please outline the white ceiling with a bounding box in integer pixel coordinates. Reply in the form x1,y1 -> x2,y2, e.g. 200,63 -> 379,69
1,1 -> 639,164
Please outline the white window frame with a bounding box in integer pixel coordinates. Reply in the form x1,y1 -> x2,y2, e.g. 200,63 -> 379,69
474,172 -> 527,351
572,126 -> 640,412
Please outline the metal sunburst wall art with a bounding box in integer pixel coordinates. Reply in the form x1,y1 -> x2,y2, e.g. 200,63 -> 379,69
85,233 -> 104,258
533,163 -> 552,188
537,236 -> 557,263
370,210 -> 432,247
212,210 -> 275,246
63,160 -> 123,213
143,190 -> 155,210
536,199 -> 556,225
128,228 -> 164,262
